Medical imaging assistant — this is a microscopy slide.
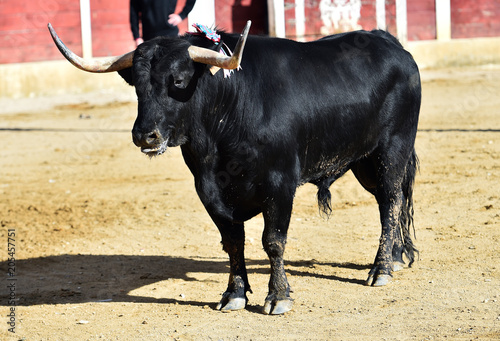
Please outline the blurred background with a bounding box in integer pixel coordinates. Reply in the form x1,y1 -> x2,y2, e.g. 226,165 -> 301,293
1,0 -> 499,98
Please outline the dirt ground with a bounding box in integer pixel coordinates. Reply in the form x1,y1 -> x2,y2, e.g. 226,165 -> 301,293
1,66 -> 499,340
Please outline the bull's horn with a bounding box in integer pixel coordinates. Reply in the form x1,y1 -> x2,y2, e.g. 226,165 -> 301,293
47,23 -> 134,73
188,20 -> 251,70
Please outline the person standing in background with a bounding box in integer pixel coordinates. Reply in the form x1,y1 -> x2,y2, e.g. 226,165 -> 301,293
130,0 -> 196,46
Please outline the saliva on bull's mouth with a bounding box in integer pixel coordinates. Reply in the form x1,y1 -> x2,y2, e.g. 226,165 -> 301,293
141,139 -> 169,157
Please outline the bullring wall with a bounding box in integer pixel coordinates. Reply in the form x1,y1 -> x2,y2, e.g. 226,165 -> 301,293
1,37 -> 500,99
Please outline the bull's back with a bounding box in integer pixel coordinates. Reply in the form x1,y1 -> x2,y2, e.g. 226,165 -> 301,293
237,30 -> 418,125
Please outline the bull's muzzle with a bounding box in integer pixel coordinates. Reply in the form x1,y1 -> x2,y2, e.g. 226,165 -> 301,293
132,129 -> 168,156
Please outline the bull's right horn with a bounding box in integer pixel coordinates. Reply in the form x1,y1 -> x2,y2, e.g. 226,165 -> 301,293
48,23 -> 134,73
187,20 -> 251,70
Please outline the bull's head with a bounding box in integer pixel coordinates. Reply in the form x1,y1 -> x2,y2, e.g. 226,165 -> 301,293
48,21 -> 251,157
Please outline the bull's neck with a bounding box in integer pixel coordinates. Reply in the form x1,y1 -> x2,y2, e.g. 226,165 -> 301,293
190,75 -> 244,141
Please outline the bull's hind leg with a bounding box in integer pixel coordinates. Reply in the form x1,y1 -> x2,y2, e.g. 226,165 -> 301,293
352,150 -> 413,286
214,220 -> 251,311
261,185 -> 296,315
352,157 -> 406,273
368,176 -> 404,286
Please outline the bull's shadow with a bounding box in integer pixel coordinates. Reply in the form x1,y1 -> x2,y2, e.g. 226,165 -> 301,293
0,255 -> 369,308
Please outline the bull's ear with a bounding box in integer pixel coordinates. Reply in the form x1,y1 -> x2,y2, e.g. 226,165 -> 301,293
118,68 -> 134,86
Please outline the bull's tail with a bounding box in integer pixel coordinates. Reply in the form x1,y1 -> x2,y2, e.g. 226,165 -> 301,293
317,182 -> 333,218
400,148 -> 419,266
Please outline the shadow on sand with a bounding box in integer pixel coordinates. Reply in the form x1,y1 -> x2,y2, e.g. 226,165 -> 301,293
1,254 -> 370,308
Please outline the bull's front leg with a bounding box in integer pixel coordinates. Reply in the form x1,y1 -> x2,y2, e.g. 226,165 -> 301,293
261,192 -> 295,315
194,167 -> 251,311
214,220 -> 251,311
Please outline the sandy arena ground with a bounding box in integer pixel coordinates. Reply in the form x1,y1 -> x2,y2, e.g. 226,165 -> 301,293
1,66 -> 499,340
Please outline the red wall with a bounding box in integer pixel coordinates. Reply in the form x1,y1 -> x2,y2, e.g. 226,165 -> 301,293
283,0 -> 398,41
90,0 -> 135,57
0,0 -> 188,64
451,0 -> 500,38
281,0 -> 499,41
408,0 -> 436,40
215,0 -> 268,34
0,1 -> 82,64
1,0 -> 500,64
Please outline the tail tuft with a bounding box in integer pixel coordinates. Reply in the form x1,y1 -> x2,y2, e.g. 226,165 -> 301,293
400,149 -> 420,266
317,183 -> 332,218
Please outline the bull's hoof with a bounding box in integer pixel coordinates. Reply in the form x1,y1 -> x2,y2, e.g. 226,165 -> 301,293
365,273 -> 392,287
263,298 -> 293,315
216,295 -> 246,311
392,261 -> 405,272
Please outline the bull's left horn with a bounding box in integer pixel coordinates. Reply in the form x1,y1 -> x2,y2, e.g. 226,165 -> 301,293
48,23 -> 134,73
188,20 -> 251,70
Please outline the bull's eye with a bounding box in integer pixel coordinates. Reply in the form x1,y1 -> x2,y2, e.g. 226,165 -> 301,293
174,79 -> 183,86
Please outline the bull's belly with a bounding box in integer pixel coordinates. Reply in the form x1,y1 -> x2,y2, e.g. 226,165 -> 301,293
300,154 -> 354,185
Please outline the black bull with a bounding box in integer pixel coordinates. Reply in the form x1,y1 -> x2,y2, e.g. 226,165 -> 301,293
49,23 -> 421,315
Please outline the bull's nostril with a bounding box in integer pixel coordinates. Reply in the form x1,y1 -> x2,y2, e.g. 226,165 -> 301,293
145,130 -> 160,145
132,129 -> 162,148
